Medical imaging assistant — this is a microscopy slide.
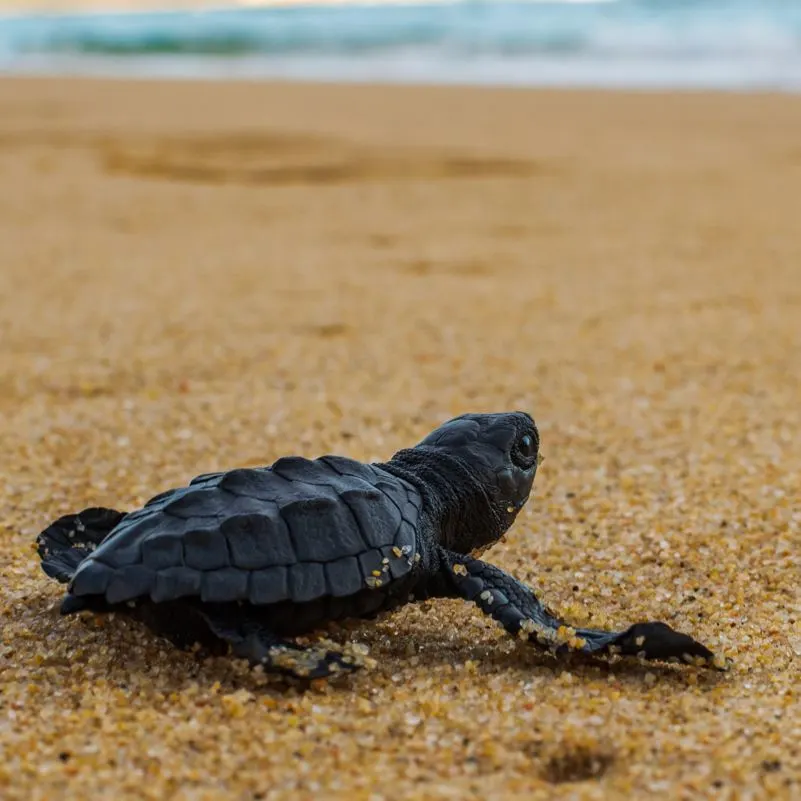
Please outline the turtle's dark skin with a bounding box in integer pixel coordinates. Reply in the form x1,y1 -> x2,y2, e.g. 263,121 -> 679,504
36,411 -> 725,679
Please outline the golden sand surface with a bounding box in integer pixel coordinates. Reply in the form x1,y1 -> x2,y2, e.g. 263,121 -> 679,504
0,77 -> 799,800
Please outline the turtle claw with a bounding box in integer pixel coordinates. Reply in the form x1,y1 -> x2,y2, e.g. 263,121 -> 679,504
265,645 -> 363,681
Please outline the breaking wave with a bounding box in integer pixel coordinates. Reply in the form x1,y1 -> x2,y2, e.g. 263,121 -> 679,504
1,1 -> 801,90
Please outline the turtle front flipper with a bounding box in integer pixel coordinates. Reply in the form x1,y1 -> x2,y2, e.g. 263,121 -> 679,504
438,551 -> 728,671
196,605 -> 363,680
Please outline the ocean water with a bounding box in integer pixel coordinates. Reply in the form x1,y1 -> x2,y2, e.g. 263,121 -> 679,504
1,1 -> 801,91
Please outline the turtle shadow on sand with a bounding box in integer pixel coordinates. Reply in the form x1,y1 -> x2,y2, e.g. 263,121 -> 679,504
362,621 -> 731,687
26,592 -> 729,697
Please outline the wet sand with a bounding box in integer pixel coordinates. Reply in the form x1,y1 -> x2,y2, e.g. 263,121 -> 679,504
0,76 -> 799,799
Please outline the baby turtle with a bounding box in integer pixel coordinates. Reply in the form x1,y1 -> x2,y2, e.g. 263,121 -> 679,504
36,412 -> 725,679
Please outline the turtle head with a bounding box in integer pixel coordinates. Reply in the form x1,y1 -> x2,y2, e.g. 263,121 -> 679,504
397,411 -> 542,556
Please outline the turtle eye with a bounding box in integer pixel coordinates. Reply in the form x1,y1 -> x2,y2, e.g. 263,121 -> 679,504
517,434 -> 537,460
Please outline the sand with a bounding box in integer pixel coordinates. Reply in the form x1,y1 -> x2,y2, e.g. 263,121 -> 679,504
0,76 -> 799,800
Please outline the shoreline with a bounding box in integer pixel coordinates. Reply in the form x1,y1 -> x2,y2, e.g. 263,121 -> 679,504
4,71 -> 801,98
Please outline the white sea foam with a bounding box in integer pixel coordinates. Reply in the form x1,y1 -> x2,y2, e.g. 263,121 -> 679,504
1,1 -> 800,91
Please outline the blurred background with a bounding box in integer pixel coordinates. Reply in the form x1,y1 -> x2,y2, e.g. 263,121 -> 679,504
1,0 -> 801,91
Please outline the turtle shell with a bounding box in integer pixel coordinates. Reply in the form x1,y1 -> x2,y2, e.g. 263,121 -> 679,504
67,455 -> 423,607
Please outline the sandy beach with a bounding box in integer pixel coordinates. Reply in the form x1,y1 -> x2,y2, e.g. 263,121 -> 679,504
0,76 -> 799,799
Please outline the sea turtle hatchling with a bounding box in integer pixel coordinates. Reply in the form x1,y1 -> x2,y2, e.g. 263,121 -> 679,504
36,411 -> 727,679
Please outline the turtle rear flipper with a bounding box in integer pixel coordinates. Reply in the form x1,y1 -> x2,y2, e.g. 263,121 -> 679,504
36,507 -> 127,584
196,605 -> 363,680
